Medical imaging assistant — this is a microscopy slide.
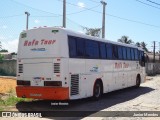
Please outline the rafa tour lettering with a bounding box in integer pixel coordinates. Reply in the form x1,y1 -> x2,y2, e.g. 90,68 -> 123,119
24,39 -> 56,46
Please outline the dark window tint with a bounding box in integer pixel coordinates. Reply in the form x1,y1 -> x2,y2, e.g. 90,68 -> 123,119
68,36 -> 77,58
76,38 -> 85,57
100,42 -> 107,59
122,47 -> 127,60
127,47 -> 131,60
139,51 -> 144,60
118,46 -> 123,60
134,49 -> 138,60
131,48 -> 135,60
113,45 -> 118,59
85,40 -> 99,59
106,43 -> 112,59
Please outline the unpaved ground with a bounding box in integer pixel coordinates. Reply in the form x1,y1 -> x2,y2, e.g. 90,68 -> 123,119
0,77 -> 16,93
0,75 -> 160,120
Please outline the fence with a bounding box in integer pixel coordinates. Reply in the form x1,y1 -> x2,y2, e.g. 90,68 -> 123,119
0,60 -> 16,76
0,60 -> 160,76
145,63 -> 160,76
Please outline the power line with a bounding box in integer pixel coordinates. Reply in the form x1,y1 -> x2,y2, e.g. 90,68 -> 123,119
146,0 -> 160,6
0,14 -> 24,18
67,5 -> 101,15
57,0 -> 160,28
135,0 -> 160,10
10,0 -> 60,16
31,5 -> 100,17
9,0 -> 160,29
88,0 -> 100,4
66,17 -> 86,28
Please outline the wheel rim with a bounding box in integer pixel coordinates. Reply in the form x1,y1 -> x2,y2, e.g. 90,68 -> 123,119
94,84 -> 101,98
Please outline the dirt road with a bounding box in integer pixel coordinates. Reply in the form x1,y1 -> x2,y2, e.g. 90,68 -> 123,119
1,75 -> 160,120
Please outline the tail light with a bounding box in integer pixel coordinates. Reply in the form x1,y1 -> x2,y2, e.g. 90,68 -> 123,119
17,80 -> 30,86
44,81 -> 62,86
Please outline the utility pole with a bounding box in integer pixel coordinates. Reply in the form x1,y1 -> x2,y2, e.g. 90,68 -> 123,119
25,11 -> 30,30
101,0 -> 107,39
159,42 -> 160,62
63,0 -> 66,28
153,41 -> 156,63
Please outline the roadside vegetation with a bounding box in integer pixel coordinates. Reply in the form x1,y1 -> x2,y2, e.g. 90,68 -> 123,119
0,89 -> 32,111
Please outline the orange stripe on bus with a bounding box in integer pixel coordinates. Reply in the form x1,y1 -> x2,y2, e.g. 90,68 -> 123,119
16,86 -> 69,100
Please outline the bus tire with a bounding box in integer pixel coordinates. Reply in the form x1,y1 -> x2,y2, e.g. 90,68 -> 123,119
135,75 -> 141,88
93,81 -> 102,100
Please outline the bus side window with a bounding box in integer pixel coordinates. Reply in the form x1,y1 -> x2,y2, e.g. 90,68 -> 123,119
85,40 -> 99,59
131,48 -> 135,60
134,49 -> 138,60
118,46 -> 123,60
122,47 -> 127,60
76,38 -> 85,58
100,42 -> 107,59
68,36 -> 77,58
113,45 -> 118,59
106,43 -> 112,59
127,47 -> 131,60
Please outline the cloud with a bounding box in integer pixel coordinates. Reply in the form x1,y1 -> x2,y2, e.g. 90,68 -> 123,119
34,20 -> 40,24
2,39 -> 18,52
77,2 -> 85,8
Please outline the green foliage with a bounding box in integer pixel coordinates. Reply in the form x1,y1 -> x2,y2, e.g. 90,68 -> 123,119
0,54 -> 4,62
83,27 -> 102,37
118,36 -> 134,44
0,69 -> 8,76
0,49 -> 8,52
135,41 -> 149,52
0,96 -> 32,106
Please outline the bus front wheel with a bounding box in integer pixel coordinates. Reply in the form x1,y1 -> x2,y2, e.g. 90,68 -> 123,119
93,81 -> 102,100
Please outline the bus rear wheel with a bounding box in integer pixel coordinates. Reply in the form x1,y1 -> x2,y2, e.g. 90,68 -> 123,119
135,76 -> 141,88
93,81 -> 102,100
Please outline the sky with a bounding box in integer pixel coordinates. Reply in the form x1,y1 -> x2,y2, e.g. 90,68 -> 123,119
0,0 -> 160,52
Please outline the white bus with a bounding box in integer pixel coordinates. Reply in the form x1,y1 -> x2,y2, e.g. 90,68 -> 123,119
16,27 -> 146,100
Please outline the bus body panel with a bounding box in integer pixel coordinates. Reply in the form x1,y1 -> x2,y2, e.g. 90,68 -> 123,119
16,27 -> 146,100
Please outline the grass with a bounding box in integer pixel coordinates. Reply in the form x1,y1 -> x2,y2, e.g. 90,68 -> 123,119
0,96 -> 31,106
0,89 -> 32,111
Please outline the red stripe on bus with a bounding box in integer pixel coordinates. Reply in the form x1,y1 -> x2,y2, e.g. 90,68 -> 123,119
16,86 -> 69,100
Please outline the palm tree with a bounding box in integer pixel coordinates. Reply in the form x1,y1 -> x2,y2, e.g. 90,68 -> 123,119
135,42 -> 141,47
118,36 -> 133,44
141,42 -> 148,52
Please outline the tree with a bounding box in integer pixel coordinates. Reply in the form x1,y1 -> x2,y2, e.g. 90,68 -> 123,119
83,27 -> 101,37
0,54 -> 4,62
141,42 -> 148,52
118,36 -> 133,44
0,49 -> 8,52
0,41 -> 2,50
135,42 -> 141,47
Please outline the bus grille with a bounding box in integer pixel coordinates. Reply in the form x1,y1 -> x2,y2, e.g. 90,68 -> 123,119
18,64 -> 23,73
54,63 -> 60,73
71,74 -> 79,96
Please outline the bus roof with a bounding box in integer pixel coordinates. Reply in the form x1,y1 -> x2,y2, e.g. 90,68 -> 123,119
23,26 -> 144,51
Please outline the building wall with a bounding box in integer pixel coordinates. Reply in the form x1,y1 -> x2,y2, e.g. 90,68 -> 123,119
0,60 -> 16,76
146,63 -> 160,76
0,60 -> 159,77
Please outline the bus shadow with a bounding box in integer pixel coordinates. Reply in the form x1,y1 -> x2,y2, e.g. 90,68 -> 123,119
16,86 -> 154,119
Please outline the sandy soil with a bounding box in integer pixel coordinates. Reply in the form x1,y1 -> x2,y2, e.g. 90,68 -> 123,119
0,77 -> 16,93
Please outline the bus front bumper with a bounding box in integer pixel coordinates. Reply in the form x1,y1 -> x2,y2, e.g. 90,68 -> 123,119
16,86 -> 69,100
